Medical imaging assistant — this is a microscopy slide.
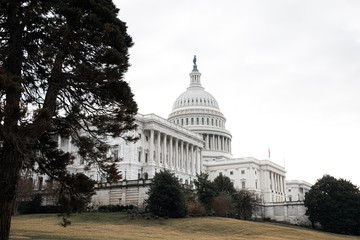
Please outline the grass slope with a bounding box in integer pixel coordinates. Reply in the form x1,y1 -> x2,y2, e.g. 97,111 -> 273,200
10,213 -> 360,240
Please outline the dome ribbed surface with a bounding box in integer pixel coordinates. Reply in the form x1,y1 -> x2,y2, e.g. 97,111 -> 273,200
172,87 -> 219,111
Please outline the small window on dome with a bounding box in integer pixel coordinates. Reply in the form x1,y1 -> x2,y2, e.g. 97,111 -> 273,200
200,99 -> 202,103
207,118 -> 209,125
196,118 -> 199,125
186,118 -> 188,125
181,119 -> 184,125
191,118 -> 194,125
188,99 -> 190,103
211,119 -> 214,126
202,118 -> 204,125
192,99 -> 194,103
196,98 -> 198,103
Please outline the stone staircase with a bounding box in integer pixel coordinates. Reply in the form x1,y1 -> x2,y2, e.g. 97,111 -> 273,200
125,187 -> 139,206
109,188 -> 122,205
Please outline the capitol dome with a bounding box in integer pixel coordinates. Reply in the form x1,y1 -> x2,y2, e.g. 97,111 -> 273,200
168,56 -> 232,160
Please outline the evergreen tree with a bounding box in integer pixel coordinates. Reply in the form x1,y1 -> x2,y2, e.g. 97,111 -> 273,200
194,172 -> 216,211
146,170 -> 186,218
304,175 -> 360,235
213,174 -> 236,195
0,1 -> 137,239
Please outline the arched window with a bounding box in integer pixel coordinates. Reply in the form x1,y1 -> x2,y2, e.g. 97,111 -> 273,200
211,119 -> 214,126
202,118 -> 204,125
196,118 -> 199,125
207,118 -> 209,125
216,119 -> 218,126
186,118 -> 189,125
191,118 -> 194,125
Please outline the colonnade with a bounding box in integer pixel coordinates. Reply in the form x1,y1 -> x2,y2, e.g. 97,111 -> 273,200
270,171 -> 285,194
147,129 -> 201,175
202,133 -> 231,153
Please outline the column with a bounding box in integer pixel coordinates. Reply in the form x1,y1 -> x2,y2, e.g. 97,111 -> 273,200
211,135 -> 215,150
157,132 -> 161,164
196,147 -> 201,174
229,139 -> 232,153
169,136 -> 173,169
205,134 -> 209,149
180,141 -> 184,171
185,143 -> 189,172
163,134 -> 167,167
189,145 -> 195,174
221,136 -> 224,151
175,138 -> 179,170
149,130 -> 154,164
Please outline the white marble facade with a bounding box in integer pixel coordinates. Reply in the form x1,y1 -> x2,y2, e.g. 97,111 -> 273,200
65,113 -> 203,185
286,180 -> 312,202
60,57 -> 290,206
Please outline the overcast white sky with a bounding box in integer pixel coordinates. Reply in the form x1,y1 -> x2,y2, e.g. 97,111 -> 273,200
114,0 -> 360,186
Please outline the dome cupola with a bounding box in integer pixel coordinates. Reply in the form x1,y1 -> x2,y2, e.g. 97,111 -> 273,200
168,56 -> 232,160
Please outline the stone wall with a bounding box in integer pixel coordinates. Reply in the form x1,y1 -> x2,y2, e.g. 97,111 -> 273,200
92,179 -> 151,210
256,202 -> 311,226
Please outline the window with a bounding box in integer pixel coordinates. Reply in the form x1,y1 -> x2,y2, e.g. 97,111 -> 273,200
255,170 -> 257,175
288,196 -> 292,202
60,137 -> 68,147
202,118 -> 204,125
38,177 -> 43,190
255,181 -> 258,189
144,172 -> 148,180
241,170 -> 245,174
211,119 -> 214,126
186,118 -> 188,125
113,150 -> 119,161
207,118 -> 209,125
177,119 -> 179,125
216,119 -> 218,126
230,171 -> 233,175
196,118 -> 199,125
146,136 -> 149,141
242,181 -> 246,189
145,153 -> 148,162
299,188 -> 303,194
191,118 -> 194,125
138,152 -> 141,162
181,119 -> 184,125
288,189 -> 291,192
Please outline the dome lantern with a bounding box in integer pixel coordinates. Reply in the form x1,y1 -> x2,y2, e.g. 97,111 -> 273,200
189,55 -> 202,88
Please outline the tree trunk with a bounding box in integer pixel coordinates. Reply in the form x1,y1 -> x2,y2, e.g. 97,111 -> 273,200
0,149 -> 22,240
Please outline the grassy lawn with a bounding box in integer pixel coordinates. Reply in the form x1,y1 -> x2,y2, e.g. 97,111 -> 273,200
10,213 -> 360,240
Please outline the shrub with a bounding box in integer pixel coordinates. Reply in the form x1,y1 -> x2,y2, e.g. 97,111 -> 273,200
186,200 -> 206,215
211,192 -> 234,217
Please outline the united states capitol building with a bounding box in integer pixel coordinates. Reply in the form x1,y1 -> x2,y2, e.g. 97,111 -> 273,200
58,56 -> 311,224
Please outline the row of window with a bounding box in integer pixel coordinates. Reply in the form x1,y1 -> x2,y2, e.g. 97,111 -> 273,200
175,98 -> 217,107
173,117 -> 224,127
